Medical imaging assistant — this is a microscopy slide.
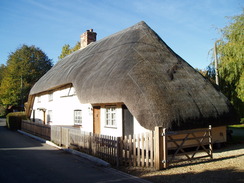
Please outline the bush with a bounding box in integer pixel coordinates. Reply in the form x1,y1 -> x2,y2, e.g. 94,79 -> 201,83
0,105 -> 6,117
6,112 -> 27,130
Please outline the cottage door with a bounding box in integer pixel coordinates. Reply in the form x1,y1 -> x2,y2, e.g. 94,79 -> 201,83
122,105 -> 134,136
93,106 -> 101,134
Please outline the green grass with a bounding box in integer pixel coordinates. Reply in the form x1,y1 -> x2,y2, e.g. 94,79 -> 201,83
228,124 -> 244,128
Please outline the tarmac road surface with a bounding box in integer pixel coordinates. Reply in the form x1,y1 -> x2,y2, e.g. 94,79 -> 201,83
0,119 -> 150,183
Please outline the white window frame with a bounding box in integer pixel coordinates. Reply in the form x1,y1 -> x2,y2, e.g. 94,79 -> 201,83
74,110 -> 82,125
105,106 -> 117,128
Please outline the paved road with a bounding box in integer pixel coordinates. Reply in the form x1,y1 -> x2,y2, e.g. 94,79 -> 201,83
0,119 -> 150,183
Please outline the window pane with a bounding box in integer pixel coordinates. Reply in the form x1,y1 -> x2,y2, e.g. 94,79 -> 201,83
105,106 -> 116,127
74,110 -> 82,125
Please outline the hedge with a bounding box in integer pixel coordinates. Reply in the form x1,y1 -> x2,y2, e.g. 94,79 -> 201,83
6,112 -> 27,130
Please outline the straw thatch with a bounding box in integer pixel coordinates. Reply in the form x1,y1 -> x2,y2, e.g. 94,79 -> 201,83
28,21 -> 238,130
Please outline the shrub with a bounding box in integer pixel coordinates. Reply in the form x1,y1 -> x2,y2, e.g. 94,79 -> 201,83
6,112 -> 27,130
0,105 -> 6,117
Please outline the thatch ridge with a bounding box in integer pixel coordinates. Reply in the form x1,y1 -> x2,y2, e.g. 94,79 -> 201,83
29,21 -> 238,130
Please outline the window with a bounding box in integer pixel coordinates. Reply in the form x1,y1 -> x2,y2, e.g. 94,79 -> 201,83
105,106 -> 116,127
37,96 -> 41,103
74,110 -> 82,125
48,93 -> 53,101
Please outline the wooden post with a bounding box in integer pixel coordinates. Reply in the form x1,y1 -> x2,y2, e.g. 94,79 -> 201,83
59,126 -> 62,146
154,126 -> 163,170
133,134 -> 137,166
128,135 -> 132,166
116,137 -> 121,167
162,128 -> 168,169
43,110 -> 46,125
89,132 -> 92,154
209,125 -> 213,159
137,134 -> 140,166
150,131 -> 154,168
66,128 -> 69,148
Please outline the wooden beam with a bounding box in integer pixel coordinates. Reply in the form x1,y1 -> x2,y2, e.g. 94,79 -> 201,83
154,126 -> 163,170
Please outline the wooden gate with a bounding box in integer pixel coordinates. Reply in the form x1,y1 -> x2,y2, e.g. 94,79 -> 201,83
162,125 -> 213,168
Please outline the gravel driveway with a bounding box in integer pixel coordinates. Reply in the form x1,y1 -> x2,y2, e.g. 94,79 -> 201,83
120,143 -> 244,183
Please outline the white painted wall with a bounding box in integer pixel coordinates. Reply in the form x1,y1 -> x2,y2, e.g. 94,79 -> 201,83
31,87 -> 93,132
99,104 -> 123,137
31,87 -> 150,136
133,117 -> 151,135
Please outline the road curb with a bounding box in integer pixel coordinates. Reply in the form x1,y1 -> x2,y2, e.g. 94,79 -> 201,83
17,130 -> 110,167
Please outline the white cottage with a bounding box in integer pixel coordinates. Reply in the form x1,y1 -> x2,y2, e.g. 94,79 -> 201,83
26,21 -> 237,139
31,84 -> 147,136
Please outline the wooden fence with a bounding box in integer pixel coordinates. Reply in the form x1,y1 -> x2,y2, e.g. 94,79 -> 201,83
119,132 -> 154,167
21,120 -> 51,140
51,126 -> 154,167
162,125 -> 213,169
21,121 -> 214,170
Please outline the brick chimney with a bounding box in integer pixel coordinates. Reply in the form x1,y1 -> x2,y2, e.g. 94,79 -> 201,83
80,29 -> 97,49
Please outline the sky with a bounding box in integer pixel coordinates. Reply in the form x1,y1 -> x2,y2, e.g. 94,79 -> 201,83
0,0 -> 243,69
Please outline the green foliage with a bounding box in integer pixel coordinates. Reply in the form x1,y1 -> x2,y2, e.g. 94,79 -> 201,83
216,10 -> 244,117
58,41 -> 80,60
0,105 -> 6,117
58,44 -> 71,60
196,66 -> 216,84
6,112 -> 27,130
0,64 -> 6,84
0,45 -> 53,108
0,65 -> 6,115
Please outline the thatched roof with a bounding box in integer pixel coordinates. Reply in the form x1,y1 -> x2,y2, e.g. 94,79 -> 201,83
28,21 -> 238,130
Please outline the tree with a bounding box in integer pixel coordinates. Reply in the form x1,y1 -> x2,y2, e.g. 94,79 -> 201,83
196,66 -> 216,84
216,10 -> 244,117
58,44 -> 71,60
58,41 -> 80,60
0,64 -> 6,84
0,64 -> 6,116
0,45 -> 53,109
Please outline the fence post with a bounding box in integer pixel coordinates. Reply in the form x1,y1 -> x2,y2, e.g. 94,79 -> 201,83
89,132 -> 92,154
62,128 -> 69,148
209,125 -> 213,159
154,126 -> 163,170
58,126 -> 61,146
67,128 -> 70,148
162,128 -> 168,169
116,137 -> 121,167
